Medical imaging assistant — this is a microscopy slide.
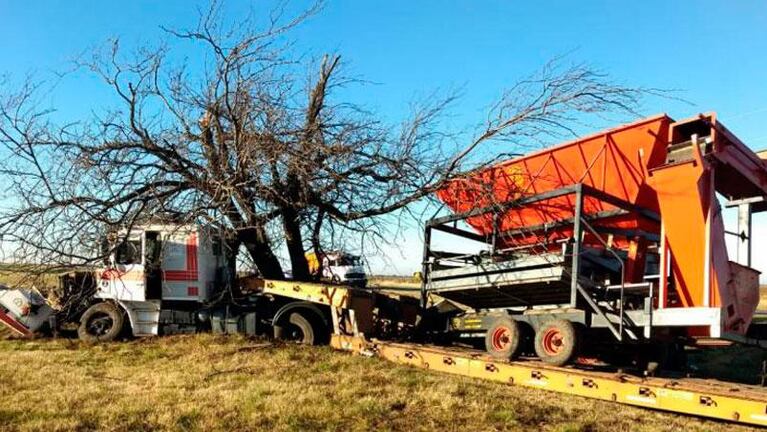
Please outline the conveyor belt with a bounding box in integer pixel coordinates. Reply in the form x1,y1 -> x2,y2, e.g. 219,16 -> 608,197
331,335 -> 767,427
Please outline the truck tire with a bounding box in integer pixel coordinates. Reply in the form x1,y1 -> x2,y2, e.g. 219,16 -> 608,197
534,319 -> 580,366
274,311 -> 322,345
77,302 -> 125,343
485,316 -> 522,360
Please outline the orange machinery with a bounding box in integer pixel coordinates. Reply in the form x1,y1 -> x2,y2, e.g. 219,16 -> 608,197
430,113 -> 763,340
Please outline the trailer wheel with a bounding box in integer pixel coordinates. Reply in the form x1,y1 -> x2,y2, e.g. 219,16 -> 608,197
274,311 -> 321,345
484,316 -> 522,360
77,302 -> 125,343
534,319 -> 579,366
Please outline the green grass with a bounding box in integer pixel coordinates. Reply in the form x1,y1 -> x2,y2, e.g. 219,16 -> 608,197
0,334 -> 760,432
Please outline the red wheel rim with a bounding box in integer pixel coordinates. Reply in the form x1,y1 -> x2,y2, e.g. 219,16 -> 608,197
541,327 -> 564,356
491,326 -> 511,351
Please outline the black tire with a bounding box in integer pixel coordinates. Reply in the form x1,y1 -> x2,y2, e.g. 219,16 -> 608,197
534,319 -> 580,366
77,302 -> 125,343
484,316 -> 522,360
274,311 -> 322,345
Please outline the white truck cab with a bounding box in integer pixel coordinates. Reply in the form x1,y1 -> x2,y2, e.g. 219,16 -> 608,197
99,224 -> 223,303
89,223 -> 226,338
306,251 -> 367,286
1,223 -> 344,345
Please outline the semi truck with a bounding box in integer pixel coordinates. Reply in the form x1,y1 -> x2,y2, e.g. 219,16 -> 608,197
1,113 -> 765,360
0,222 -> 392,344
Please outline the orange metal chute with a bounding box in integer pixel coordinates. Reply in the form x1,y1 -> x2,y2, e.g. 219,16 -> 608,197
646,136 -> 719,309
648,114 -> 764,333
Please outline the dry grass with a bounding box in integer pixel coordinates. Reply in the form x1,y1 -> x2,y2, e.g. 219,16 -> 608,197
0,277 -> 763,429
0,264 -> 58,291
369,275 -> 420,288
0,334 -> 759,432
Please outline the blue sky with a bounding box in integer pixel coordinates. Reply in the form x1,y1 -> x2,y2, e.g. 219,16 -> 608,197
0,1 -> 766,275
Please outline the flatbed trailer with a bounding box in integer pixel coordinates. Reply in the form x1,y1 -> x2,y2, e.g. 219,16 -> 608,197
330,334 -> 767,427
254,280 -> 767,427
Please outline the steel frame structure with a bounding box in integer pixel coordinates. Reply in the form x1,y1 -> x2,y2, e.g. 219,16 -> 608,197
421,183 -> 662,342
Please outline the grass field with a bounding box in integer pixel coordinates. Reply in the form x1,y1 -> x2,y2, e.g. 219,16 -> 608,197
0,334 -> 761,432
0,264 -> 59,291
0,281 -> 766,430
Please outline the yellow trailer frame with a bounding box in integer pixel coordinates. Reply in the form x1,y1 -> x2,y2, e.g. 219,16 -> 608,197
330,334 -> 767,427
252,279 -> 767,427
258,279 -> 357,308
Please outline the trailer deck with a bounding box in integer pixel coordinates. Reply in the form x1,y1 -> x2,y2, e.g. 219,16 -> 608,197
330,334 -> 767,427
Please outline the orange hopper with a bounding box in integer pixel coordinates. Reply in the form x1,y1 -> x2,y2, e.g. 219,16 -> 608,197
437,113 -> 764,337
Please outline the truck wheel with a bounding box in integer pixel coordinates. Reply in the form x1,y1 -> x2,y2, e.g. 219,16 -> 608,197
274,312 -> 320,345
77,302 -> 125,342
534,319 -> 579,366
484,316 -> 522,360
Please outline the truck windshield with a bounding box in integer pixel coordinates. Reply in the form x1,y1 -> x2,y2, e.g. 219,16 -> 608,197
115,240 -> 142,265
333,256 -> 361,266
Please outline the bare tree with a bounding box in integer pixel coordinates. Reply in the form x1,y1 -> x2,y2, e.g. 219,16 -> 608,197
0,3 -> 658,281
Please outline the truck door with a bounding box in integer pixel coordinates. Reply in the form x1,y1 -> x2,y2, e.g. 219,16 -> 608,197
104,236 -> 145,301
144,231 -> 162,300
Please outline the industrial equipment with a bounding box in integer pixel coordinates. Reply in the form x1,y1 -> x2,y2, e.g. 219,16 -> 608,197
426,113 -> 764,365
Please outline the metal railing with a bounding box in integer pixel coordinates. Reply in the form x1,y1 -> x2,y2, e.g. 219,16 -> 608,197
579,216 -> 628,341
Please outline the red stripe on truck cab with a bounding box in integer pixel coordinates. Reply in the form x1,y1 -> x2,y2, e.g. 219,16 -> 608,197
163,233 -> 199,282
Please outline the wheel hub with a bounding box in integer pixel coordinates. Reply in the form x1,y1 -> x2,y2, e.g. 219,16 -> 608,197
87,313 -> 114,336
542,328 -> 564,356
287,325 -> 305,342
491,326 -> 511,351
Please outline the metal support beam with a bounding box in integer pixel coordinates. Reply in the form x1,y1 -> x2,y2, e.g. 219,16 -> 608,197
427,184 -> 580,227
580,184 -> 661,222
737,202 -> 752,267
431,224 -> 488,244
420,226 -> 432,309
570,185 -> 583,308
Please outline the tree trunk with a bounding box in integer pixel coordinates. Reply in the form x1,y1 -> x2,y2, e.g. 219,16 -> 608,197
282,207 -> 311,281
224,237 -> 240,289
238,225 -> 284,279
